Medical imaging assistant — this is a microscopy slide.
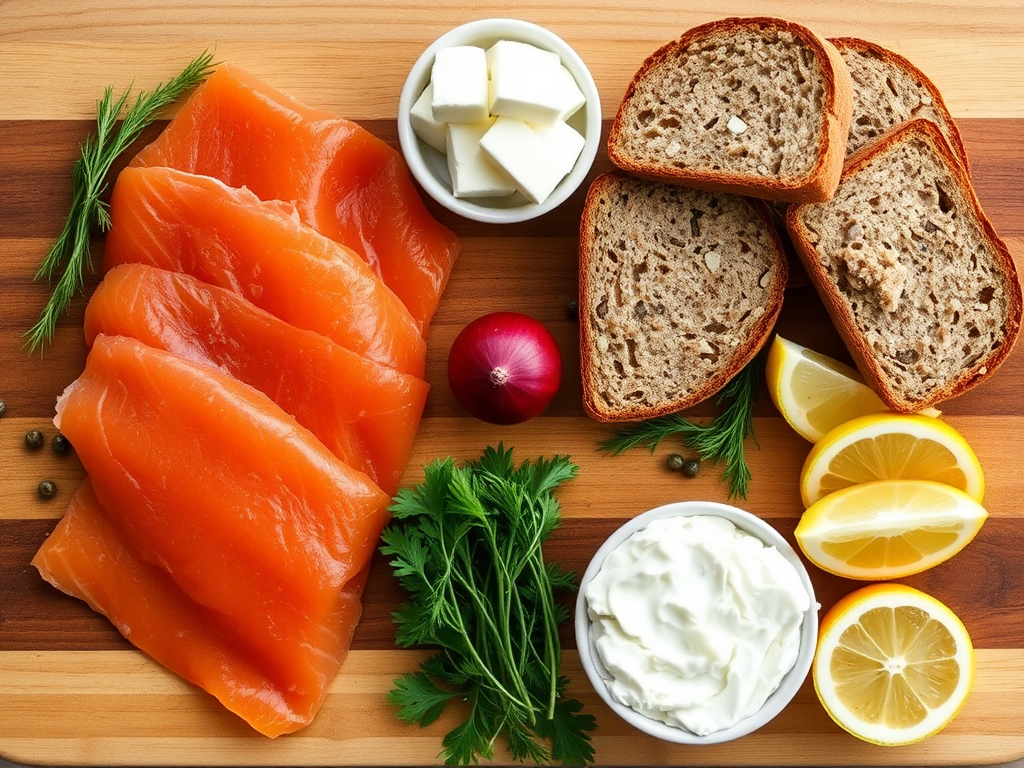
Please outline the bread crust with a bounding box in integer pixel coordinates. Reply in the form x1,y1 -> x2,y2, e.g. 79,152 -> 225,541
830,36 -> 971,175
579,172 -> 787,422
786,119 -> 1022,412
608,17 -> 854,204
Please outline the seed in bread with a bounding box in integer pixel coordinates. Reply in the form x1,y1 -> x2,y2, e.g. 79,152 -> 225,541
607,16 -> 853,204
786,119 -> 1022,412
579,172 -> 787,422
832,37 -> 970,173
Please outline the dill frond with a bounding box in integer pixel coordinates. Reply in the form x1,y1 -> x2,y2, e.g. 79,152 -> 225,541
26,50 -> 217,354
599,360 -> 761,499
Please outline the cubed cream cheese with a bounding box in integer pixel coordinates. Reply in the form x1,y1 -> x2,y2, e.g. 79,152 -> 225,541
530,120 -> 585,176
479,116 -> 577,204
549,65 -> 587,121
410,83 -> 447,153
415,38 -> 590,205
486,40 -> 583,125
446,119 -> 517,198
431,46 -> 489,123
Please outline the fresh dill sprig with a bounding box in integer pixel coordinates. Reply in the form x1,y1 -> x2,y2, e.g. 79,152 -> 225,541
25,50 -> 218,354
380,444 -> 595,766
599,359 -> 762,499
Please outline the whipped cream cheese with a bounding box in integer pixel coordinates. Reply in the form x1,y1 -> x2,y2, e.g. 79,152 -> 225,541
585,514 -> 810,736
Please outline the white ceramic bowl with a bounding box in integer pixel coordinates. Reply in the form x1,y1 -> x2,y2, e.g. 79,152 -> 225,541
574,500 -> 819,745
397,18 -> 601,223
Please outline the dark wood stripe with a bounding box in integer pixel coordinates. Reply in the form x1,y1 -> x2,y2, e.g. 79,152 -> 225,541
4,294 -> 1022,419
1,118 -> 1021,240
3,516 -> 1021,653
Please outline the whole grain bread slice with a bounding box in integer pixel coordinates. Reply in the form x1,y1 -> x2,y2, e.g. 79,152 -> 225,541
579,172 -> 787,421
607,17 -> 853,204
786,119 -> 1021,412
832,37 -> 970,173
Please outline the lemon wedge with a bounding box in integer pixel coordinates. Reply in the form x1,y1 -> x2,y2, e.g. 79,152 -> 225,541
814,583 -> 975,746
765,336 -> 942,442
795,479 -> 987,579
766,335 -> 895,442
800,413 -> 984,507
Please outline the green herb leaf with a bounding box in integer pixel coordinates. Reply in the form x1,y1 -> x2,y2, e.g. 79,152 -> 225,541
25,50 -> 218,354
537,690 -> 600,768
389,669 -> 458,727
599,359 -> 762,499
381,444 -> 594,766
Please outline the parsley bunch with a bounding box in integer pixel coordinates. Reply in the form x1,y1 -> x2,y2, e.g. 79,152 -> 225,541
380,444 -> 595,766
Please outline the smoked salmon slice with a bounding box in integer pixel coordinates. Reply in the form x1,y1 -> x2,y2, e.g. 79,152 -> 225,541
33,480 -> 369,738
103,166 -> 426,378
45,335 -> 391,736
130,64 -> 460,333
84,264 -> 428,495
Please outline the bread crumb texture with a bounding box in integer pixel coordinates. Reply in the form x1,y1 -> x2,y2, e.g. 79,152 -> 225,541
800,133 -> 1011,402
840,45 -> 955,157
617,26 -> 826,179
583,176 -> 779,414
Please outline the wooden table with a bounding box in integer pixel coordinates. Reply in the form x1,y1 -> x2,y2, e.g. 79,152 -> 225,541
1,1 -> 1022,765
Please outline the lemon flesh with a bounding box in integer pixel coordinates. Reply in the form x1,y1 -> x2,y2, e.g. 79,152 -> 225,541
766,336 -> 941,443
795,479 -> 988,579
766,336 -> 890,443
800,413 -> 984,507
814,584 -> 974,746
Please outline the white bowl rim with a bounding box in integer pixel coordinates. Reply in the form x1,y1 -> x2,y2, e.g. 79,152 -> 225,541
397,17 -> 602,224
574,500 -> 819,745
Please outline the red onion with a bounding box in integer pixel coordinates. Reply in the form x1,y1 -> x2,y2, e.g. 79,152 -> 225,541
447,312 -> 562,425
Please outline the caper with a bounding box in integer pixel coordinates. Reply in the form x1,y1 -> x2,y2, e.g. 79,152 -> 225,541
51,433 -> 72,454
566,300 -> 579,319
25,430 -> 45,450
682,459 -> 701,478
37,480 -> 58,500
665,453 -> 685,471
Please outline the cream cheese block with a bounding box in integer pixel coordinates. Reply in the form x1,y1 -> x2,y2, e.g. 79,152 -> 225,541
446,118 -> 517,198
431,45 -> 489,123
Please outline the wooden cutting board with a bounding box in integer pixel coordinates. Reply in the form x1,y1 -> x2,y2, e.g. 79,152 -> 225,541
1,0 -> 1022,765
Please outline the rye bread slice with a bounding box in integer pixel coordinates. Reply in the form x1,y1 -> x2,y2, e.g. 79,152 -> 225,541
833,37 -> 970,173
607,17 -> 853,204
579,172 -> 787,422
786,119 -> 1021,412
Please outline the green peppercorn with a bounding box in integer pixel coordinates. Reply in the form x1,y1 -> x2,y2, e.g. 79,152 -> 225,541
51,433 -> 72,454
37,480 -> 58,500
666,453 -> 685,471
682,459 -> 701,478
25,430 -> 45,450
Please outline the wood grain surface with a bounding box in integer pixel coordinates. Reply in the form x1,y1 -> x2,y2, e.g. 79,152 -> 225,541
1,0 -> 1022,765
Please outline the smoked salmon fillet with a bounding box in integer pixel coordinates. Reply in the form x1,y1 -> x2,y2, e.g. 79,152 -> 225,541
103,166 -> 426,378
32,480 -> 370,738
130,64 -> 460,333
84,264 -> 428,495
44,335 -> 391,736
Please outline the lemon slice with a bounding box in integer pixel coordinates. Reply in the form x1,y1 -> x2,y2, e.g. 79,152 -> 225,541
795,479 -> 987,579
814,583 -> 975,746
800,413 -> 984,507
765,336 -> 940,443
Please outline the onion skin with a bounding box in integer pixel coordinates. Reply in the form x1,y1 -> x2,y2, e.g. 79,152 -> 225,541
447,312 -> 562,425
